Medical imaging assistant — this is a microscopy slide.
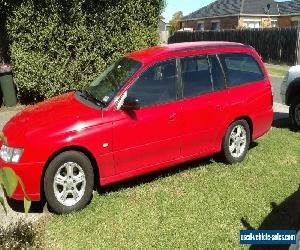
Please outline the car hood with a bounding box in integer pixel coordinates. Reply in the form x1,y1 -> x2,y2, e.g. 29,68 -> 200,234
3,92 -> 104,146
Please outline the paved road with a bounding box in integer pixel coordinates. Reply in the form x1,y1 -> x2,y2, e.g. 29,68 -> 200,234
271,75 -> 284,104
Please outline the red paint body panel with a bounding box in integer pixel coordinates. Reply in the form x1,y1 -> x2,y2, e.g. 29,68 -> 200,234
0,157 -> 43,201
180,89 -> 229,157
0,42 -> 273,201
112,101 -> 182,173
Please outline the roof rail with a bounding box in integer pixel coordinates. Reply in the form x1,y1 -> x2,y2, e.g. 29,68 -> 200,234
171,44 -> 250,53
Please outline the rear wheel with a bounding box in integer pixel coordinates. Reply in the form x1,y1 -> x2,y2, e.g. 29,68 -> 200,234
44,151 -> 94,214
222,120 -> 251,164
289,95 -> 300,131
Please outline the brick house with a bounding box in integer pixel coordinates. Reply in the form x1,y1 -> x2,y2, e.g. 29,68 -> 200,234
180,0 -> 300,31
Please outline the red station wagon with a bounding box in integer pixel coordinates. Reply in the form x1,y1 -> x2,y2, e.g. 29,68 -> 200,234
0,42 -> 273,213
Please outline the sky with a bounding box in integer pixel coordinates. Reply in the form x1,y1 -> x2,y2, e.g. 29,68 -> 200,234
162,0 -> 288,22
162,0 -> 212,22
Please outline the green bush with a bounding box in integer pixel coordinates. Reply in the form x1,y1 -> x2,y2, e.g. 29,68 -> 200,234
4,0 -> 164,103
0,220 -> 43,249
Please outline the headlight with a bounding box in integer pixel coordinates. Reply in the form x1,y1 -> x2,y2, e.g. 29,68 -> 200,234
0,145 -> 24,163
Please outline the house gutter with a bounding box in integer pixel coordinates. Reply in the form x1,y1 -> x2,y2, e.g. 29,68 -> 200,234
183,13 -> 300,22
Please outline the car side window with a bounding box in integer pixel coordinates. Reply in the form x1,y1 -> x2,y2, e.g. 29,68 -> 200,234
208,55 -> 226,91
127,59 -> 177,108
181,56 -> 213,98
219,53 -> 265,87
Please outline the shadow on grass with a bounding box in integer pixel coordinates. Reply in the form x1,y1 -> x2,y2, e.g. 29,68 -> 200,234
241,186 -> 300,250
98,142 -> 259,195
272,112 -> 290,129
98,157 -> 213,195
6,198 -> 46,214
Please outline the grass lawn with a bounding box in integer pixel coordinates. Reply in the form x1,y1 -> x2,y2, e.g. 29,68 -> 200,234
265,64 -> 289,77
45,127 -> 300,249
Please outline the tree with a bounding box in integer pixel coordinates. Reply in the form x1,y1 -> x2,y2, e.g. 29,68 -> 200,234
169,11 -> 183,34
3,0 -> 165,104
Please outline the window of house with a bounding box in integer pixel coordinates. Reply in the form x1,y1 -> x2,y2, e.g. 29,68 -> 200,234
181,56 -> 213,98
127,60 -> 177,107
271,20 -> 277,28
245,21 -> 261,29
211,21 -> 221,31
197,22 -> 205,31
219,53 -> 265,87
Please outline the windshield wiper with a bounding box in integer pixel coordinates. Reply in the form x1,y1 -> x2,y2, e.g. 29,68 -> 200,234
81,89 -> 106,107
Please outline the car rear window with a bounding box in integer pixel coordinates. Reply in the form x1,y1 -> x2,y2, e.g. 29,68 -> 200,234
219,53 -> 265,87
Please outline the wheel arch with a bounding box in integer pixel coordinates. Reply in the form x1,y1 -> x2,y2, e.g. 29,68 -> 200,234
40,145 -> 100,200
227,116 -> 253,140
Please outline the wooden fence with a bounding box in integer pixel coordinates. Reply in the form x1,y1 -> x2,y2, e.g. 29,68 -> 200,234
168,28 -> 300,65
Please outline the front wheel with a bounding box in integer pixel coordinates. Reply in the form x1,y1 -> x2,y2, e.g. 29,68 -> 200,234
44,151 -> 94,214
289,95 -> 300,131
222,120 -> 251,164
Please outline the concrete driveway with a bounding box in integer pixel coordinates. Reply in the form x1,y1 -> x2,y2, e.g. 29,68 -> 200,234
0,110 -> 18,129
271,75 -> 284,103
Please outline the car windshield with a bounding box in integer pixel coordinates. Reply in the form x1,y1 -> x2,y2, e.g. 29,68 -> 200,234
83,57 -> 142,107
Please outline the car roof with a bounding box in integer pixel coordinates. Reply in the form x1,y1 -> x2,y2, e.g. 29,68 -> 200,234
127,41 -> 247,63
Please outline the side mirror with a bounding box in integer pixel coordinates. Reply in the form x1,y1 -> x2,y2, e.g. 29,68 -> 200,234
121,96 -> 140,111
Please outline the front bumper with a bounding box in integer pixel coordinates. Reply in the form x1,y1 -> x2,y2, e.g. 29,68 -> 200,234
0,158 -> 44,201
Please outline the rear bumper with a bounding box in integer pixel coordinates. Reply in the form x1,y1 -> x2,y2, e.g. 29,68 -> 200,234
0,159 -> 44,201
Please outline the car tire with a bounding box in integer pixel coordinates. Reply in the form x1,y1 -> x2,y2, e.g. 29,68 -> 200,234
222,120 -> 251,164
44,151 -> 94,214
289,95 -> 300,131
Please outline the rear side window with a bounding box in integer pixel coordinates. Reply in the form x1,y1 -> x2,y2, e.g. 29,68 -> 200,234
219,53 -> 264,87
181,56 -> 212,98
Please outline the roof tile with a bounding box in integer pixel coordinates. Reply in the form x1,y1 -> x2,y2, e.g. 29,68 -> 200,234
183,0 -> 300,20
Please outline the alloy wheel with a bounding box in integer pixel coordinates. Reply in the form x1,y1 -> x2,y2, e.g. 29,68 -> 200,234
228,125 -> 247,158
53,162 -> 86,207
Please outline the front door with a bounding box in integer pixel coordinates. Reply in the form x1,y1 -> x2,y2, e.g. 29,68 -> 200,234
113,59 -> 182,174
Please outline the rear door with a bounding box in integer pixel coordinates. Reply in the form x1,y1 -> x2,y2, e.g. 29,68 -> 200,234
218,53 -> 271,136
180,54 -> 229,157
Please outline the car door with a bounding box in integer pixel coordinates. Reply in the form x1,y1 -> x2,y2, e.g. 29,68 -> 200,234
180,54 -> 229,157
112,59 -> 182,174
218,53 -> 270,136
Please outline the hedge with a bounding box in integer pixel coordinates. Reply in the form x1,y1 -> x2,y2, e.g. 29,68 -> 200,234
2,0 -> 164,103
